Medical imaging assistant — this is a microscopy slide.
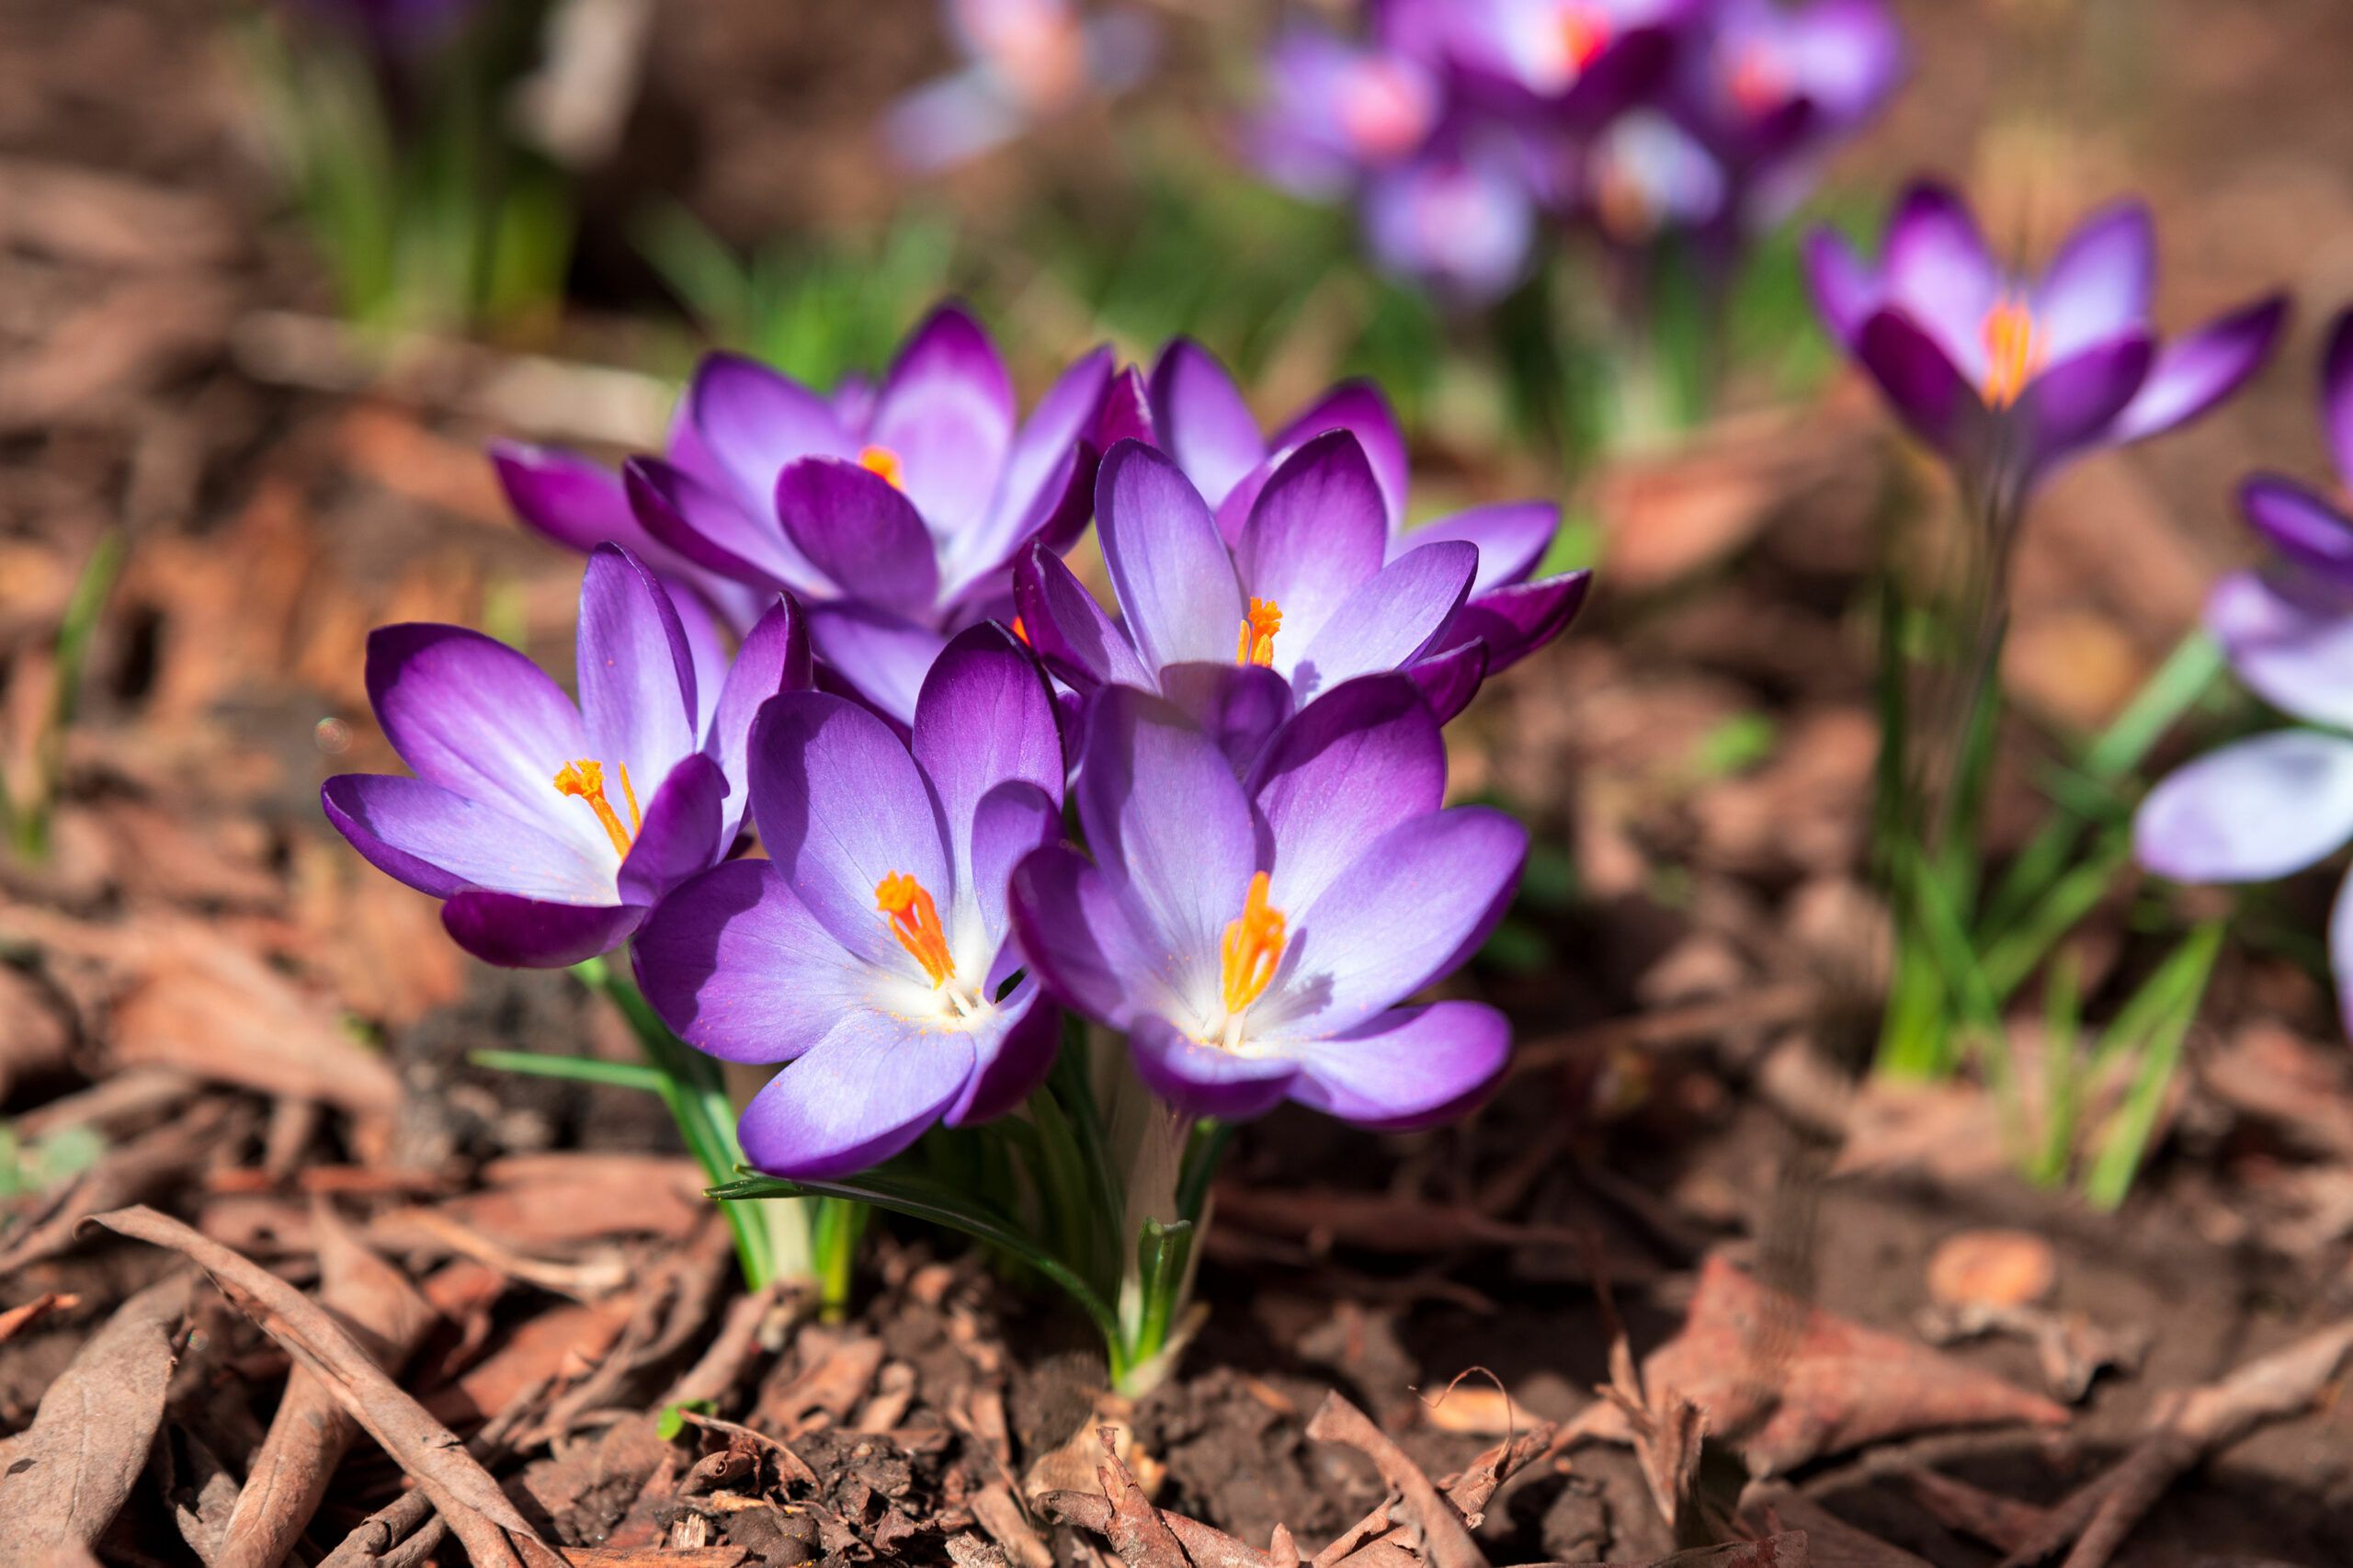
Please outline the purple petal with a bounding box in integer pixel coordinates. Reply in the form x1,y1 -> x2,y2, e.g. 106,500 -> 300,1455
866,304 -> 1017,538
625,457 -> 825,598
685,353 -> 857,517
948,345 -> 1114,594
1293,540 -> 1477,700
2023,331 -> 2154,473
775,458 -> 942,617
965,781 -> 1063,960
1097,439 -> 1245,673
884,67 -> 1026,175
634,860 -> 881,1064
1280,1000 -> 1510,1131
1012,542 -> 1154,692
491,443 -> 637,556
805,603 -> 950,728
2205,567 -> 2353,731
1440,571 -> 1593,673
1404,501 -> 1557,593
365,623 -> 594,853
2031,201 -> 2154,362
616,752 -> 727,906
1009,845 -> 1171,1029
1237,431 -> 1392,665
1855,307 -> 1984,457
322,774 -> 612,903
1881,181 -> 2000,358
2108,296 -> 2287,446
2134,729 -> 2353,884
1363,144 -> 1536,308
1272,381 -> 1412,532
1147,338 -> 1267,509
578,545 -> 699,790
672,586 -> 730,736
1156,662 -> 1294,773
748,691 -> 950,972
1127,1015 -> 1299,1123
1255,805 -> 1527,1038
441,891 -> 640,969
707,595 -> 813,842
2323,309 -> 2353,488
736,1011 -> 973,1179
1406,639 -> 1491,723
1248,673 -> 1446,918
943,977 -> 1057,1125
2240,479 -> 2353,591
2332,871 -> 2353,1040
913,621 -> 1066,931
1802,226 -> 1879,346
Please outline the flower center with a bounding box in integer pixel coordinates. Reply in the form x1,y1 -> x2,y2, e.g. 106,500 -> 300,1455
1339,62 -> 1429,161
1218,870 -> 1288,1021
552,758 -> 640,858
1234,597 -> 1282,667
858,445 -> 906,490
877,870 -> 956,988
1554,5 -> 1611,79
1980,297 -> 2042,410
1727,45 -> 1788,117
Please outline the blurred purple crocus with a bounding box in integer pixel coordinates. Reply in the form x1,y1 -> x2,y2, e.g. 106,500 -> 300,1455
2136,310 -> 2353,1030
323,545 -> 809,968
634,624 -> 1064,1177
1805,184 -> 2287,512
886,0 -> 1156,174
496,305 -> 1113,726
1393,0 -> 1690,125
1008,679 -> 1523,1127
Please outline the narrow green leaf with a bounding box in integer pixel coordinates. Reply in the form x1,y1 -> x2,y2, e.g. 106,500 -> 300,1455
467,1051 -> 669,1094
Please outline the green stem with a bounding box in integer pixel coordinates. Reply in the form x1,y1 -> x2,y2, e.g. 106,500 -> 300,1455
2085,922 -> 2224,1209
13,528 -> 125,861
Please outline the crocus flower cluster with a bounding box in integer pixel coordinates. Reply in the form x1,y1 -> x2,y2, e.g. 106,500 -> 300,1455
329,307 -> 1582,1182
2137,310 -> 2353,1032
886,0 -> 1158,174
1245,0 -> 1903,304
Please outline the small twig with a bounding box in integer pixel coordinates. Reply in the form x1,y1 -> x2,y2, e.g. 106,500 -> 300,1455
1305,1394 -> 1490,1568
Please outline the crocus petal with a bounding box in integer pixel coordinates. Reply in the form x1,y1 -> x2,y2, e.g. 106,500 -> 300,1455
775,458 -> 942,617
2204,568 -> 2353,732
1439,571 -> 1593,673
805,603 -> 950,729
2239,479 -> 2353,592
884,67 -> 1026,175
2134,729 -> 2353,884
1248,673 -> 1448,917
1093,366 -> 1155,450
965,780 -> 1063,958
491,443 -> 642,558
1404,501 -> 1558,592
1156,662 -> 1294,773
2323,309 -> 2353,487
736,1010 -> 974,1179
685,353 -> 857,516
748,691 -> 951,972
1407,639 -> 1491,724
1802,227 -> 1878,347
578,545 -> 699,790
2332,870 -> 2353,1039
1279,1000 -> 1511,1131
707,595 -> 813,842
1009,845 -> 1172,1029
634,860 -> 881,1063
1012,542 -> 1154,692
1363,145 -> 1537,308
1127,1015 -> 1299,1123
866,304 -> 1017,538
322,774 -> 613,903
441,891 -> 640,969
1237,430 -> 1392,665
1271,382 -> 1412,532
1097,439 -> 1245,673
913,621 -> 1065,935
1293,540 -> 1477,701
1855,307 -> 1984,457
672,586 -> 730,737
1075,687 -> 1258,1023
2107,296 -> 2287,446
2032,200 -> 2154,362
616,752 -> 727,906
366,623 -> 598,857
947,345 -> 1114,593
625,457 -> 827,599
2023,331 -> 2154,473
1148,338 -> 1267,509
1881,181 -> 2000,356
1256,805 -> 1528,1038
943,977 -> 1058,1125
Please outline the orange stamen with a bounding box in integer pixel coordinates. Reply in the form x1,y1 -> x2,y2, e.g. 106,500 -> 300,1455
1219,871 -> 1288,1018
552,758 -> 639,858
1010,615 -> 1031,647
1558,5 -> 1610,75
877,871 -> 956,988
858,445 -> 906,490
1980,297 -> 2041,409
1234,597 -> 1282,667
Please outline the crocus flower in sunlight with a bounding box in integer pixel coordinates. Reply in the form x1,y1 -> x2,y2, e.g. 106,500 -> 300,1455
1008,678 -> 1523,1126
1363,136 -> 1545,304
1574,108 -> 1727,247
1392,0 -> 1690,125
323,546 -> 809,968
2137,310 -> 2353,1031
1247,20 -> 1445,200
498,305 -> 1113,727
634,624 -> 1063,1176
1804,183 -> 2287,512
885,0 -> 1156,174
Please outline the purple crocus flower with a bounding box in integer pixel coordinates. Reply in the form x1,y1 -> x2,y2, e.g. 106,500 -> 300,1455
497,305 -> 1113,726
1573,108 -> 1727,246
322,545 -> 809,968
1363,133 -> 1545,304
1247,20 -> 1446,201
886,0 -> 1157,174
634,624 -> 1064,1177
1804,184 -> 2287,511
1391,0 -> 1690,125
2136,310 -> 2353,1031
1007,678 -> 1523,1127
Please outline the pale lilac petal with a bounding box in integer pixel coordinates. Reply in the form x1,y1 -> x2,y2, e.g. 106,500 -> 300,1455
1254,806 -> 1527,1037
491,443 -> 642,557
441,892 -> 640,969
634,860 -> 880,1064
1439,571 -> 1592,673
1271,382 -> 1411,531
1279,1000 -> 1510,1131
1147,339 -> 1267,508
805,603 -> 950,728
616,753 -> 727,906
964,781 -> 1063,957
1127,1015 -> 1299,1123
1247,674 -> 1447,918
1404,501 -> 1557,592
1009,844 -> 1173,1029
578,546 -> 699,790
1293,540 -> 1477,701
2323,309 -> 2353,487
867,304 -> 1017,538
2134,730 -> 2353,884
2031,201 -> 2154,362
2243,477 -> 2353,588
736,1010 -> 974,1179
2024,332 -> 2154,473
686,353 -> 857,516
948,345 -> 1113,592
1012,542 -> 1154,692
1802,226 -> 1878,347
885,68 -> 1027,175
1097,439 -> 1245,673
2108,297 -> 2287,446
2205,568 -> 2353,731
672,586 -> 729,737
1155,662 -> 1293,773
1881,182 -> 2000,358
322,774 -> 612,903
775,458 -> 942,617
1236,431 -> 1392,666
1363,145 -> 1536,307
1407,639 -> 1490,723
748,691 -> 950,972
943,977 -> 1057,1125
707,595 -> 813,842
625,457 -> 828,598
913,621 -> 1065,936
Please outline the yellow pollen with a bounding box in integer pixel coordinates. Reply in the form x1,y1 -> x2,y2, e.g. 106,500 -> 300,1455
1980,297 -> 2041,409
552,758 -> 641,858
858,445 -> 906,490
1235,597 -> 1283,667
1558,6 -> 1610,74
1219,870 -> 1288,1018
877,870 -> 956,988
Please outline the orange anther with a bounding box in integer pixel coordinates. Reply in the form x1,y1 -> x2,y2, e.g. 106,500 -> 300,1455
858,445 -> 906,490
1234,597 -> 1283,667
1218,870 -> 1288,1017
1980,297 -> 2041,409
877,870 -> 956,987
552,758 -> 640,858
